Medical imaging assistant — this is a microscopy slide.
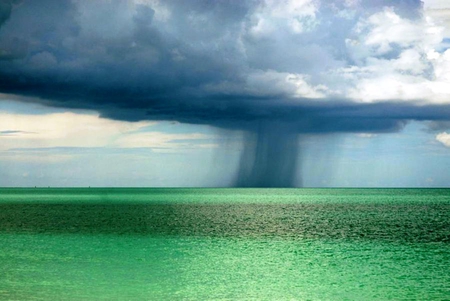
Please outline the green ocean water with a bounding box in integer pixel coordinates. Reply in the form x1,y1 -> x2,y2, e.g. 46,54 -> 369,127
0,188 -> 449,300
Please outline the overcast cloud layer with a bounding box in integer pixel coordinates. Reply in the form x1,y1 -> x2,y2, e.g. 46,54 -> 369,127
0,0 -> 449,133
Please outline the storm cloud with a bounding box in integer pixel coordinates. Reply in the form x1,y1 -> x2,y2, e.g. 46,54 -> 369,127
1,0 -> 450,186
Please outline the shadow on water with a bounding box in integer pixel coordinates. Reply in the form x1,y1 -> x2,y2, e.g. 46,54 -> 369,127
1,202 -> 449,242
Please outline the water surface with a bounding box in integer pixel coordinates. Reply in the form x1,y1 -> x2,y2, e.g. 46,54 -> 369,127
0,188 -> 449,300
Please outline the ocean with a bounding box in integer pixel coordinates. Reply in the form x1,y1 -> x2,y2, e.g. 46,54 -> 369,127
0,188 -> 449,300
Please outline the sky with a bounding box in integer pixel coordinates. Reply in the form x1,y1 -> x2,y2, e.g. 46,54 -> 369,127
0,0 -> 450,187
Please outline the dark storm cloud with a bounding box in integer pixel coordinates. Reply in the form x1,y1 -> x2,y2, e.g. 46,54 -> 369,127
0,0 -> 440,132
0,0 -> 249,115
0,1 -> 11,26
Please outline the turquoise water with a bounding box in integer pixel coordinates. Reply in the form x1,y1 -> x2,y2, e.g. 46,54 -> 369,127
0,188 -> 449,300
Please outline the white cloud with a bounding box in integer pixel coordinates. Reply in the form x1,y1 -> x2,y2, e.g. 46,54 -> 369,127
342,48 -> 450,103
356,133 -> 376,138
348,7 -> 443,58
208,1 -> 450,105
239,5 -> 450,105
248,0 -> 318,37
133,0 -> 171,22
436,132 -> 450,147
335,8 -> 450,104
424,0 -> 450,10
346,73 -> 433,102
246,70 -> 328,98
203,69 -> 329,99
0,111 -> 152,151
423,0 -> 450,38
359,9 -> 422,54
0,109 -> 216,159
391,49 -> 428,75
113,132 -> 212,149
